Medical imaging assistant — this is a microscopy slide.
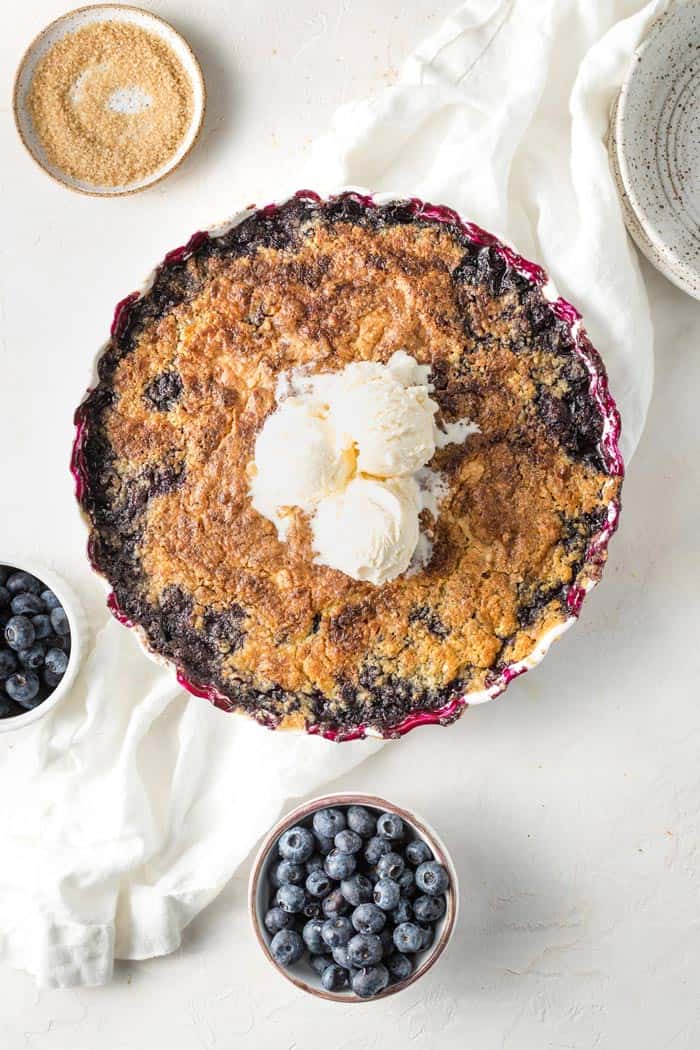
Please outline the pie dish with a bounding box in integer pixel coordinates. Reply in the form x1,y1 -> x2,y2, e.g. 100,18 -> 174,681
72,190 -> 623,740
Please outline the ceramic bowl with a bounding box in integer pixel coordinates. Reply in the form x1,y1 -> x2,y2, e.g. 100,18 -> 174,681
0,559 -> 87,733
13,3 -> 206,197
248,792 -> 459,1002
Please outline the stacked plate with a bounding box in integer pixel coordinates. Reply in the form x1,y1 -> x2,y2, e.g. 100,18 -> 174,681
610,1 -> 700,299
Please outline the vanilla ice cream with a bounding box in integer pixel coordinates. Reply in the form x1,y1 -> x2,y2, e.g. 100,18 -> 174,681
249,351 -> 478,583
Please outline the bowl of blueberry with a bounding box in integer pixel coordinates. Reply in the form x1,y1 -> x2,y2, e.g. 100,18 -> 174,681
249,793 -> 458,1001
0,560 -> 85,730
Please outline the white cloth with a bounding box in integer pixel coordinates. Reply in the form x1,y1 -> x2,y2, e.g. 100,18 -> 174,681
0,0 -> 661,988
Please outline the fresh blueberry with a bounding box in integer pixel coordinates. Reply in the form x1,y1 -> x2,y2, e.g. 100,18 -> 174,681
417,922 -> 434,950
331,944 -> 352,969
45,647 -> 68,676
351,964 -> 389,998
6,572 -> 42,596
376,851 -> 404,880
18,644 -> 46,671
312,807 -> 346,839
321,916 -> 353,949
272,860 -> 305,886
387,952 -> 413,981
0,649 -> 17,679
377,812 -> 404,841
270,929 -> 303,967
31,614 -> 52,640
347,933 -> 383,967
43,668 -> 63,689
405,839 -> 433,866
393,922 -> 423,954
351,903 -> 385,935
278,824 -> 315,863
275,883 -> 305,913
324,849 -> 356,881
11,593 -> 44,616
306,870 -> 332,898
0,586 -> 9,607
321,963 -> 348,991
40,589 -> 62,611
5,615 -> 35,651
373,878 -> 401,912
415,861 -> 449,896
379,927 -> 394,957
340,874 -> 373,907
314,832 -> 335,855
364,835 -> 392,865
5,671 -> 40,708
321,889 -> 350,918
347,805 -> 376,837
392,899 -> 413,925
305,853 -> 324,874
334,828 -> 362,854
302,918 -> 326,954
302,898 -> 322,920
310,953 -> 333,976
50,607 -> 70,636
0,567 -> 8,585
413,894 -> 446,923
263,906 -> 292,934
397,868 -> 416,899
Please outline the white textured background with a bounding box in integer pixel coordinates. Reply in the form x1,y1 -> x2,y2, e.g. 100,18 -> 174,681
2,1 -> 700,1047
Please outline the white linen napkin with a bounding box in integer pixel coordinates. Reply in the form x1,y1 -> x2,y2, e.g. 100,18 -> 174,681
0,0 -> 662,988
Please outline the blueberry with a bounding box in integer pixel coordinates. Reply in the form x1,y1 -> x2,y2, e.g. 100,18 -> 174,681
0,567 -> 8,585
310,953 -> 333,976
397,868 -> 416,898
324,849 -> 356,881
40,589 -> 61,611
376,851 -> 404,880
373,878 -> 400,912
377,812 -> 404,841
321,963 -> 348,991
331,944 -> 352,969
405,840 -> 433,866
302,917 -> 326,954
5,615 -> 35,651
387,952 -> 413,981
43,668 -> 63,689
306,853 -> 324,874
418,922 -> 434,950
392,899 -> 413,925
0,586 -> 9,607
364,835 -> 392,865
312,807 -> 346,839
415,861 -> 449,896
31,614 -> 52,640
270,929 -> 303,967
322,889 -> 350,918
45,647 -> 68,676
351,964 -> 389,998
321,916 -> 353,949
18,644 -> 45,671
393,922 -> 423,953
340,874 -> 372,907
11,593 -> 44,616
263,906 -> 292,934
379,927 -> 394,957
0,649 -> 17,679
347,805 -> 376,837
6,572 -> 42,596
314,832 -> 335,855
306,870 -> 332,898
278,824 -> 315,862
50,607 -> 70,636
351,903 -> 385,935
413,894 -> 446,923
272,859 -> 305,887
334,828 -> 362,854
5,671 -> 40,708
347,933 -> 383,967
275,883 -> 305,913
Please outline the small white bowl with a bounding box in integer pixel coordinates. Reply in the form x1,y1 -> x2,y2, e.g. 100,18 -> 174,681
13,4 -> 206,197
0,559 -> 87,733
249,792 -> 459,1002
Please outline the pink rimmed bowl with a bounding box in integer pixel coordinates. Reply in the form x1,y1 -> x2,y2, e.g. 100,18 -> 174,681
71,188 -> 624,741
248,792 -> 459,1002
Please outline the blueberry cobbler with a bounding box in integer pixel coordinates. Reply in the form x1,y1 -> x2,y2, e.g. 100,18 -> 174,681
73,191 -> 623,739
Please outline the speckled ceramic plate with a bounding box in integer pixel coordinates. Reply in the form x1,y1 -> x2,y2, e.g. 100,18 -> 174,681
611,1 -> 700,298
13,4 -> 205,197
